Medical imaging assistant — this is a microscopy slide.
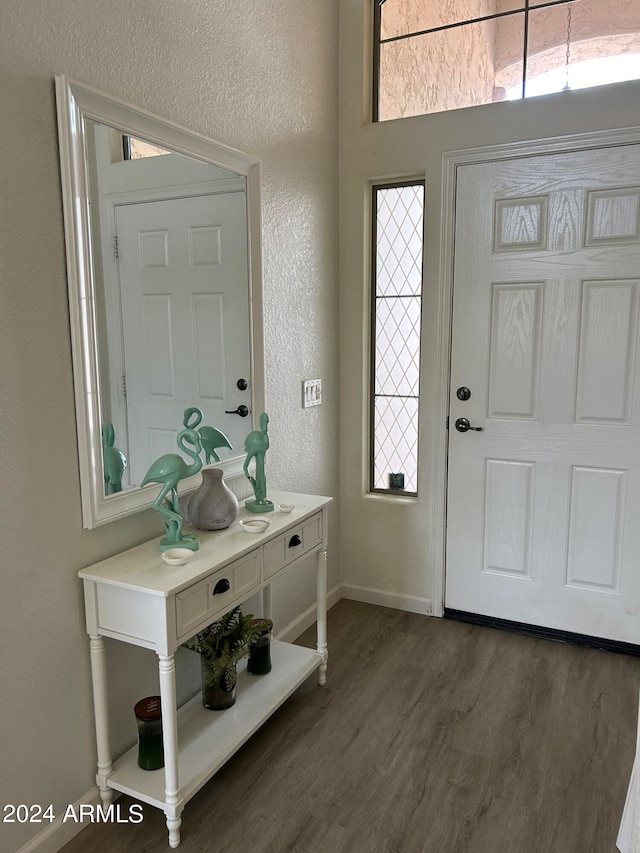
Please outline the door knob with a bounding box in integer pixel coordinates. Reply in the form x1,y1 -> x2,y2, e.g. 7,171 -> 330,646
455,417 -> 483,433
225,405 -> 249,417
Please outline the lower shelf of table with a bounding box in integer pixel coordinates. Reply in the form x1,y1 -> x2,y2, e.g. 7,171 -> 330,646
107,641 -> 322,811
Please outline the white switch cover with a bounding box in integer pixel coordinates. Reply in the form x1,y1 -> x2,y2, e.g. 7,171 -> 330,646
303,379 -> 322,408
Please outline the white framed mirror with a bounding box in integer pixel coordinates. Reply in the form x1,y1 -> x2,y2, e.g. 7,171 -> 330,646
55,76 -> 265,528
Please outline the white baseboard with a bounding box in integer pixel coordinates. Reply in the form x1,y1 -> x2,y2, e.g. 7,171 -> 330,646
276,583 -> 342,642
14,787 -> 110,853
341,583 -> 432,616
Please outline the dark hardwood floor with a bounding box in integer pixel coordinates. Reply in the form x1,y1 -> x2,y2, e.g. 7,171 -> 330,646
61,600 -> 640,853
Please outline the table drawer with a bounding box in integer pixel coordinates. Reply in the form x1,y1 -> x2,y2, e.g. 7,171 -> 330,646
176,549 -> 260,638
263,512 -> 323,579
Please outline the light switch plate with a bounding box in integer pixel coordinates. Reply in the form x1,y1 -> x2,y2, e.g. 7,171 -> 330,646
303,379 -> 322,408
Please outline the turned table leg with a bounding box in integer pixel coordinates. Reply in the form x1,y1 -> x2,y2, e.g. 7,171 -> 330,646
158,654 -> 183,848
263,583 -> 273,621
166,814 -> 183,849
316,548 -> 328,685
89,635 -> 114,804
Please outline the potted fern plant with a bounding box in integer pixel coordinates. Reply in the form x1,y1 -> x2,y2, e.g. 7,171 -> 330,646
184,606 -> 262,710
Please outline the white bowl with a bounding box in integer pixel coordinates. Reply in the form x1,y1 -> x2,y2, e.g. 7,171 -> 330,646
239,517 -> 271,534
161,548 -> 194,566
277,503 -> 295,513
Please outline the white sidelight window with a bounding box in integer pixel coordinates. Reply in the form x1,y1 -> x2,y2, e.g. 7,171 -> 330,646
371,181 -> 425,495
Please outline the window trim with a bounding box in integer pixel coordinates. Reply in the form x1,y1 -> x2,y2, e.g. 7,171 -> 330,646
370,179 -> 425,497
372,0 -> 382,123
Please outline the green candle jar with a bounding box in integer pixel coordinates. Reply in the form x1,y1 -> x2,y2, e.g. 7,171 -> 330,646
134,695 -> 164,770
247,618 -> 273,675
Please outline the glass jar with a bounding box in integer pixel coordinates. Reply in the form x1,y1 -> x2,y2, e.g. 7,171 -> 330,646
247,618 -> 273,675
134,695 -> 164,770
201,657 -> 237,710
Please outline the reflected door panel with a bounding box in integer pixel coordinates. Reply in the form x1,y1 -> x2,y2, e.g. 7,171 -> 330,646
115,192 -> 250,486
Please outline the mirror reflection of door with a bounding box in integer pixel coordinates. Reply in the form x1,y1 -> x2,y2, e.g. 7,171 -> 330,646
114,191 -> 250,487
85,121 -> 252,493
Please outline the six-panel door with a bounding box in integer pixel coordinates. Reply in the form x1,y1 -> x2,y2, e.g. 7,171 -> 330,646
446,144 -> 640,643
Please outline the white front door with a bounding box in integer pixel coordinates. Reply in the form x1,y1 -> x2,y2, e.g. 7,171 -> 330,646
446,144 -> 640,643
115,191 -> 250,486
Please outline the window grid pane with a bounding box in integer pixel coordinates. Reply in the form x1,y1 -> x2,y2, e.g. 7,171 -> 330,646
372,183 -> 424,495
375,296 -> 421,397
380,0 -> 524,42
373,396 -> 419,492
376,185 -> 424,295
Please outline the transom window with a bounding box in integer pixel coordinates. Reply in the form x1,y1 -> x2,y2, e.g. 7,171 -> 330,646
374,0 -> 640,121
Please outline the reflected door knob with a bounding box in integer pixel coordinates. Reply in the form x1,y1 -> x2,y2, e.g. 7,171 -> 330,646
455,417 -> 483,433
225,405 -> 249,417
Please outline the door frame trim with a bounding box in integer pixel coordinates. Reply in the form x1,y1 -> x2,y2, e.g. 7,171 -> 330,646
431,124 -> 640,617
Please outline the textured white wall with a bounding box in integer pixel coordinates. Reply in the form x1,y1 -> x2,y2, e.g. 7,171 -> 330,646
0,2 -> 338,850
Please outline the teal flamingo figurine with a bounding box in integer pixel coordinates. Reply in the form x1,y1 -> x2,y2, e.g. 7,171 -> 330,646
141,428 -> 203,552
183,407 -> 233,463
102,423 -> 127,495
243,412 -> 273,513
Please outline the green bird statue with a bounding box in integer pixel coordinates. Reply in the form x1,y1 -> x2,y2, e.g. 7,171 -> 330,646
243,412 -> 273,513
141,428 -> 203,552
183,407 -> 233,463
102,423 -> 127,495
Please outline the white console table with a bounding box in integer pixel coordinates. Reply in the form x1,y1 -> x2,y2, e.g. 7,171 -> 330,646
79,491 -> 332,848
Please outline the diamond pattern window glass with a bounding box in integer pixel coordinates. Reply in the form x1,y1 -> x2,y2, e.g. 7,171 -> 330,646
371,182 -> 424,494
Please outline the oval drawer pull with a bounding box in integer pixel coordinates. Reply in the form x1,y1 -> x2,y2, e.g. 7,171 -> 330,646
288,534 -> 302,548
212,578 -> 231,595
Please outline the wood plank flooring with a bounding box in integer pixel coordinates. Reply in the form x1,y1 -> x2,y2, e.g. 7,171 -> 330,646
61,600 -> 640,853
